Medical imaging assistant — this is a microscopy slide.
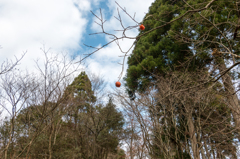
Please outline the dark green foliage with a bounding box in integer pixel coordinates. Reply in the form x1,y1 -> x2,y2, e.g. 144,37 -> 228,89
125,0 -> 239,99
124,0 -> 213,99
63,71 -> 96,109
117,148 -> 126,159
124,0 -> 240,158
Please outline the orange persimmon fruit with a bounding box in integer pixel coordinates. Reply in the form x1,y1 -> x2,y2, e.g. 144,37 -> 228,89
139,24 -> 145,30
115,81 -> 121,87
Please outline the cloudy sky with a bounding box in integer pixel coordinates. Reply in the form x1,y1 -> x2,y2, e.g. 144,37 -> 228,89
0,0 -> 155,88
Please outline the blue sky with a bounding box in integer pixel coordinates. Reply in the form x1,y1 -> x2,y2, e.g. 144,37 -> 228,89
0,0 -> 155,87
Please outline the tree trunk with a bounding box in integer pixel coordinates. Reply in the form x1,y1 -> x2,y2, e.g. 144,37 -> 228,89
4,122 -> 13,159
203,139 -> 211,159
200,146 -> 206,159
214,55 -> 240,130
130,122 -> 134,159
187,115 -> 200,159
92,137 -> 96,159
48,122 -> 53,159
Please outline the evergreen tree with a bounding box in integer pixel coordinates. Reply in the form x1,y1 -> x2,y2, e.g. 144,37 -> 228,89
62,72 -> 124,159
2,72 -> 125,159
124,0 -> 239,158
124,0 -> 212,99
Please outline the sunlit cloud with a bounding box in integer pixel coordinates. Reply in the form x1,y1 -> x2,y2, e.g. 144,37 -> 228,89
0,0 -> 154,84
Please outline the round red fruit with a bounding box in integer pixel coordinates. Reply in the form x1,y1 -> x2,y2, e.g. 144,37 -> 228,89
140,24 -> 145,30
115,81 -> 121,87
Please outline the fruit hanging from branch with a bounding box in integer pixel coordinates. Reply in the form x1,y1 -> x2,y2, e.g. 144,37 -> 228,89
115,81 -> 121,87
140,24 -> 145,30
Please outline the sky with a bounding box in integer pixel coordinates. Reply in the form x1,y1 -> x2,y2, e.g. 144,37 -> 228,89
0,1 -> 156,153
0,0 -> 154,87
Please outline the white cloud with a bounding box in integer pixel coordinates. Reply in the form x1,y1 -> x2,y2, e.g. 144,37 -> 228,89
0,0 -> 155,123
0,0 -> 90,118
0,0 -> 88,69
0,0 -> 155,107
0,0 -> 154,76
73,0 -> 91,12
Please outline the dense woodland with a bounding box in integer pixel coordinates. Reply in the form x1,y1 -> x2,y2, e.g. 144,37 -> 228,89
1,0 -> 240,158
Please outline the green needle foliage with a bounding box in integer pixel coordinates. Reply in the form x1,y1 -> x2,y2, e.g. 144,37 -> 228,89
124,0 -> 211,99
125,0 -> 239,99
123,0 -> 240,158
